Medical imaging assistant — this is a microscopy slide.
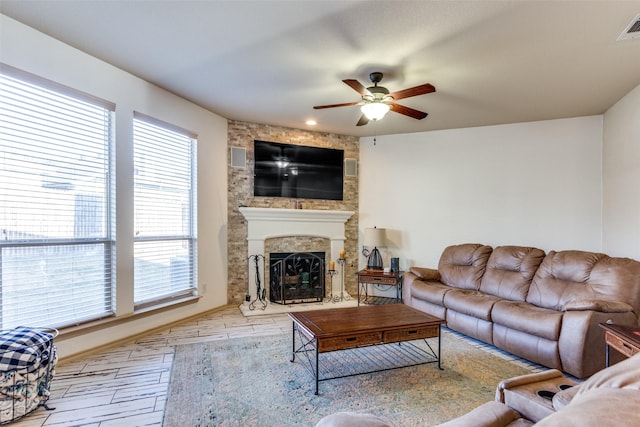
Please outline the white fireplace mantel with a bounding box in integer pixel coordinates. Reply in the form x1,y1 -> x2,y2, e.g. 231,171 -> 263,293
239,207 -> 355,303
239,207 -> 354,240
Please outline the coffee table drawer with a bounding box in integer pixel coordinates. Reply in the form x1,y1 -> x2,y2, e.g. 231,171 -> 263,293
384,326 -> 439,343
318,332 -> 383,352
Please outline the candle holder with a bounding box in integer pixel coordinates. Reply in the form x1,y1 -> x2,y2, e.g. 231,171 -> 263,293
337,258 -> 349,301
326,269 -> 339,303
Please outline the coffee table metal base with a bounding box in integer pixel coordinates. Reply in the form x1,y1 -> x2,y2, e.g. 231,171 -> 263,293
290,322 -> 443,395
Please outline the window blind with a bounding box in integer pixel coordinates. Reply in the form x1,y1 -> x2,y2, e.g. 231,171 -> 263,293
0,66 -> 115,329
132,114 -> 197,307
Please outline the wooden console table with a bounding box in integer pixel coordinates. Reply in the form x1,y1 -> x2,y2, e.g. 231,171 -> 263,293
357,269 -> 403,305
599,323 -> 640,367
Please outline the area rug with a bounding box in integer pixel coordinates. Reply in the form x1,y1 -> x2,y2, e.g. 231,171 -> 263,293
163,330 -> 536,427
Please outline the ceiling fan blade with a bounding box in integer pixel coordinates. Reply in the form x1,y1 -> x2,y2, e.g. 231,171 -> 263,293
356,114 -> 369,126
390,103 -> 428,120
388,83 -> 436,101
313,101 -> 361,109
343,79 -> 370,96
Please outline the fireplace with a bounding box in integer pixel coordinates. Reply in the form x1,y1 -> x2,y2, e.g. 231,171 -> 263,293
269,252 -> 325,304
239,207 -> 354,305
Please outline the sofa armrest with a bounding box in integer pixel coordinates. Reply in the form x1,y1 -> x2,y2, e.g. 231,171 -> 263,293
564,299 -> 633,313
409,267 -> 441,281
495,370 -> 564,403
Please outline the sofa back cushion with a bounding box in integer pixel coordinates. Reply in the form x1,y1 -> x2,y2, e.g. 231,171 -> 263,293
526,250 -> 640,314
479,246 -> 546,301
438,244 -> 492,290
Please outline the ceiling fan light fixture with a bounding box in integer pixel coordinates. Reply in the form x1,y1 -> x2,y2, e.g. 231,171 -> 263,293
361,102 -> 391,121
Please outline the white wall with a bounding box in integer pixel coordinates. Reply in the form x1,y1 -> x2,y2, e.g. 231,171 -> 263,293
1,15 -> 229,358
359,116 -> 603,271
603,84 -> 640,259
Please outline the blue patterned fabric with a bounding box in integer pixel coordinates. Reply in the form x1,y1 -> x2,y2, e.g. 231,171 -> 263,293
0,327 -> 55,373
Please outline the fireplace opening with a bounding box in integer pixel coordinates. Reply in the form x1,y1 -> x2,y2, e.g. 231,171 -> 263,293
269,252 -> 325,304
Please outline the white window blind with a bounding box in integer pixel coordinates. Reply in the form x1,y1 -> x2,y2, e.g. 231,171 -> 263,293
0,65 -> 115,329
133,113 -> 197,307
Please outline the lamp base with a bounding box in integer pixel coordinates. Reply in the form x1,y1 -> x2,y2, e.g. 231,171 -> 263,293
366,247 -> 383,270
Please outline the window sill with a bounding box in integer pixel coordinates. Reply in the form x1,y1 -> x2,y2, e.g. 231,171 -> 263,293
57,294 -> 203,342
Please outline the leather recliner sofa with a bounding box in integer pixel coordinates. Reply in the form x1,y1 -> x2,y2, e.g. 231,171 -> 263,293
402,244 -> 640,378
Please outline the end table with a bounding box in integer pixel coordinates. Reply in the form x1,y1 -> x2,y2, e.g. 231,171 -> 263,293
599,322 -> 640,367
357,269 -> 403,305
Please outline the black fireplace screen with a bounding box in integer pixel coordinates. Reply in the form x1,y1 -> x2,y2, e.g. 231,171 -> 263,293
269,252 -> 325,304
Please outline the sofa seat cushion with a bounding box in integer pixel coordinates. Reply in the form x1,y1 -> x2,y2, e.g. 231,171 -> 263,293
411,280 -> 452,306
444,289 -> 501,321
491,301 -> 562,341
479,246 -> 545,301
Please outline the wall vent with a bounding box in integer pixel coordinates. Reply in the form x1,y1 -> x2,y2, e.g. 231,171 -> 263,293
617,13 -> 640,41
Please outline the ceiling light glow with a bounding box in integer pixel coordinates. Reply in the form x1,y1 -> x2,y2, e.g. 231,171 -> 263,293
361,102 -> 391,121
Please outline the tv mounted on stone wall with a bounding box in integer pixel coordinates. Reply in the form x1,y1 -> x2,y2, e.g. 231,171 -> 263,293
253,140 -> 344,201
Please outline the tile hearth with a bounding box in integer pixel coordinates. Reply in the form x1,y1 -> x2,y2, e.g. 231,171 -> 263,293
239,297 -> 358,317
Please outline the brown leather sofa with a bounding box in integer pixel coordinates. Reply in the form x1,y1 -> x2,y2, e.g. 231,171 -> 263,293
403,244 -> 640,378
316,352 -> 640,427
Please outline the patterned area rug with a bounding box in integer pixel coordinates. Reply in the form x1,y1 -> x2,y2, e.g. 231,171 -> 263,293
163,330 -> 536,427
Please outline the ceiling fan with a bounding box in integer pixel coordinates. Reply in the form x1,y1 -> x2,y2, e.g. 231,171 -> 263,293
313,72 -> 436,126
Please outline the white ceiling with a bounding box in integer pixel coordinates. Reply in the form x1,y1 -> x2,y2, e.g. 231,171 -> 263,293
1,0 -> 639,137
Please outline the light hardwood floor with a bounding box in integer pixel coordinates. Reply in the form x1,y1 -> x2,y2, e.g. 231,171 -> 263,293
12,305 -> 291,427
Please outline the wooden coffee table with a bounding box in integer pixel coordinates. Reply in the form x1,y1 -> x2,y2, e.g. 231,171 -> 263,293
289,304 -> 445,394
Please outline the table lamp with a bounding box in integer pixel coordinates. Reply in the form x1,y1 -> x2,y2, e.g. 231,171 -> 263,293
363,227 -> 386,270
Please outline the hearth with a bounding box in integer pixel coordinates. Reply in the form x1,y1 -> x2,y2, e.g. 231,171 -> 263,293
270,252 -> 325,304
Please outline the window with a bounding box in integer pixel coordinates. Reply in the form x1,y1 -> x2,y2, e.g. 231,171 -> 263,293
0,65 -> 115,329
133,113 -> 197,307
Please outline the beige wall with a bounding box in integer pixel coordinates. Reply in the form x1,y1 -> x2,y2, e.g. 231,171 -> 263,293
227,121 -> 360,303
603,83 -> 640,259
358,116 -> 605,275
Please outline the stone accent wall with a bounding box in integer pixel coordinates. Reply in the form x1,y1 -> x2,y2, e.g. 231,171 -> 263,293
227,120 -> 359,304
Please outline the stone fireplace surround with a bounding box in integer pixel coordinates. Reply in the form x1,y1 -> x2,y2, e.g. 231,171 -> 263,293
239,207 -> 355,307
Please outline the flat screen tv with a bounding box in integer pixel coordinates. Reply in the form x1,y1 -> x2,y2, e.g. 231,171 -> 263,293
253,140 -> 344,200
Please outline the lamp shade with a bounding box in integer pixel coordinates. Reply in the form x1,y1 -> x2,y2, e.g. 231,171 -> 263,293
364,227 -> 386,248
361,102 -> 391,121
